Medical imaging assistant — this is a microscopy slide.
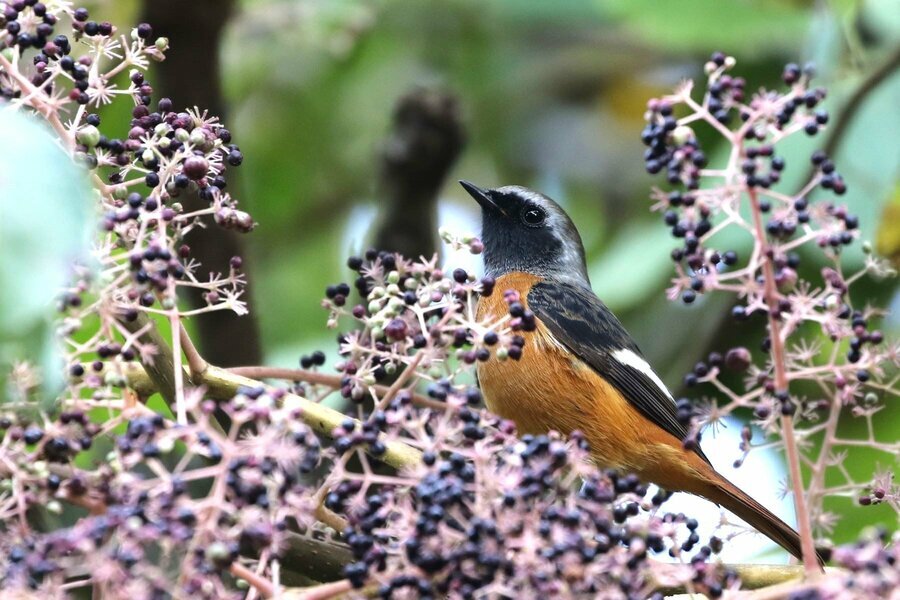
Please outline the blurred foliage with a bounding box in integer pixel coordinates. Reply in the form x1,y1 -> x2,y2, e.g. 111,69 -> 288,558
0,112 -> 93,404
211,0 -> 900,358
59,0 -> 900,546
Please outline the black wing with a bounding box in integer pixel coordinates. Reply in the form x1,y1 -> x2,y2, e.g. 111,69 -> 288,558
528,280 -> 711,466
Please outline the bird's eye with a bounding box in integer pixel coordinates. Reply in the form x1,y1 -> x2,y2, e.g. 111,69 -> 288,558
521,207 -> 546,226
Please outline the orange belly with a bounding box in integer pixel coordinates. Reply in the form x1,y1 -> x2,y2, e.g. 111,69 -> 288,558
476,272 -> 714,492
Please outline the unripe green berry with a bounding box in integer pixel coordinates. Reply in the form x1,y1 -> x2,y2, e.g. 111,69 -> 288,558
157,437 -> 175,453
76,124 -> 101,148
205,541 -> 231,566
31,461 -> 49,477
672,125 -> 695,146
189,129 -> 207,148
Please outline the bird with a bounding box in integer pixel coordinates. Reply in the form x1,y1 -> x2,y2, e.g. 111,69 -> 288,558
460,180 -> 823,564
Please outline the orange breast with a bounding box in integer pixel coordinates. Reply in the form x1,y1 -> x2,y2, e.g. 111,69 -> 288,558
476,272 -> 715,491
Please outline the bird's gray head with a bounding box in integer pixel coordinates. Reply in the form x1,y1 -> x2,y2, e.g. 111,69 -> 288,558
460,181 -> 590,286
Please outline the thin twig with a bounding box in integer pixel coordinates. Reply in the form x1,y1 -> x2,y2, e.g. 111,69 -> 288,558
819,45 -> 900,168
370,351 -> 424,415
747,186 -> 819,574
124,362 -> 423,471
230,562 -> 275,599
314,503 -> 349,533
170,310 -> 188,424
180,322 -> 209,379
0,51 -> 74,147
227,366 -> 446,410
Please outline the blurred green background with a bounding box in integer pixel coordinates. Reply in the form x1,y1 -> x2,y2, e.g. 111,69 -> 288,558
9,0 -> 900,552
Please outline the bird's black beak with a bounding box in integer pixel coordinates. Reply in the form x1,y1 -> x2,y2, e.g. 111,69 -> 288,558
459,180 -> 506,216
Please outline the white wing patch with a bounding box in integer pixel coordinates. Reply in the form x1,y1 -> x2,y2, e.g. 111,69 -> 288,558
611,348 -> 674,402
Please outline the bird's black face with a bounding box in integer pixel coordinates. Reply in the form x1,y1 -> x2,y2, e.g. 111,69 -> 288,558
460,181 -> 590,286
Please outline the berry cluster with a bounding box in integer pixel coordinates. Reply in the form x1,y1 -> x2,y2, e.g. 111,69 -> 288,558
776,63 -> 828,134
3,3 -> 251,333
331,415 -> 389,458
2,4 -> 165,100
321,248 -> 525,402
844,311 -> 883,365
2,6 -> 898,595
339,431 -> 723,599
641,100 -> 707,190
0,384 -> 323,597
643,53 -> 863,309
642,53 -> 899,564
0,409 -> 97,464
704,53 -> 746,120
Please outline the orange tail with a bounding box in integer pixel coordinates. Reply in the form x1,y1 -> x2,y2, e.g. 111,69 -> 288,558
701,474 -> 825,567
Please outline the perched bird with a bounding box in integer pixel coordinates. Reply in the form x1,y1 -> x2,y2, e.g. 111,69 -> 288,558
460,180 -> 821,564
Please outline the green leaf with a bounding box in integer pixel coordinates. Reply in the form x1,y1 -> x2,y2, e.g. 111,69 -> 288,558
600,0 -> 810,53
588,220 -> 674,312
0,110 -> 94,403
